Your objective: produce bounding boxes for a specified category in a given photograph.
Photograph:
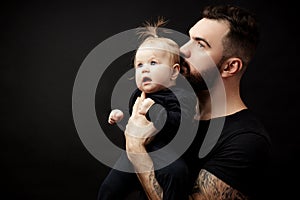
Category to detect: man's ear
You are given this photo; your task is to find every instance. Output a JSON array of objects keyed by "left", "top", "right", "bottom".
[
  {"left": 221, "top": 58, "right": 243, "bottom": 77},
  {"left": 171, "top": 63, "right": 180, "bottom": 80}
]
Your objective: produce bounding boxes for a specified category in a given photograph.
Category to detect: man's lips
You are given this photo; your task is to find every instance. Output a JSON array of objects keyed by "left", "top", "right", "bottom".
[{"left": 180, "top": 60, "right": 191, "bottom": 76}]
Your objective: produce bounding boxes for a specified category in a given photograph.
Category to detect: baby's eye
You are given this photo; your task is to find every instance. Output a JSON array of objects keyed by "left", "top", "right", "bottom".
[
  {"left": 137, "top": 63, "right": 143, "bottom": 68},
  {"left": 150, "top": 61, "right": 157, "bottom": 65}
]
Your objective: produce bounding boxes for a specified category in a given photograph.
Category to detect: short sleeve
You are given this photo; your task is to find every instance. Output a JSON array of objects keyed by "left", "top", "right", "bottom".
[{"left": 203, "top": 132, "right": 272, "bottom": 195}]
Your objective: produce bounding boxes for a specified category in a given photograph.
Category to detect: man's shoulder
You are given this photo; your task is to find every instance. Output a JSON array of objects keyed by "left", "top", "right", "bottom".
[{"left": 223, "top": 109, "right": 271, "bottom": 145}]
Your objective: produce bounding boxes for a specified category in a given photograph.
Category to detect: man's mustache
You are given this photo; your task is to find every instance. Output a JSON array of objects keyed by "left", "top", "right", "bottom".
[{"left": 179, "top": 56, "right": 190, "bottom": 76}]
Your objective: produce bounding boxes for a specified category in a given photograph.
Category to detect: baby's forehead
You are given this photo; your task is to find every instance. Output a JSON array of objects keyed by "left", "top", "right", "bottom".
[
  {"left": 138, "top": 41, "right": 175, "bottom": 55},
  {"left": 137, "top": 46, "right": 170, "bottom": 54},
  {"left": 139, "top": 40, "right": 168, "bottom": 49},
  {"left": 135, "top": 47, "right": 169, "bottom": 59}
]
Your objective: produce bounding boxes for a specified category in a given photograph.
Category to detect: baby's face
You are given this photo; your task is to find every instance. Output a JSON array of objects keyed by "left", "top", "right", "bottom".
[{"left": 134, "top": 45, "right": 175, "bottom": 93}]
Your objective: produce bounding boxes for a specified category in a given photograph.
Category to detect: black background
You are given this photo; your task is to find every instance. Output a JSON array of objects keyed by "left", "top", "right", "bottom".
[{"left": 1, "top": 0, "right": 299, "bottom": 199}]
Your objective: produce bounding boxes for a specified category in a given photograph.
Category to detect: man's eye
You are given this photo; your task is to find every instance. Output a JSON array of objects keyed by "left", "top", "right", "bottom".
[
  {"left": 197, "top": 42, "right": 205, "bottom": 48},
  {"left": 150, "top": 61, "right": 157, "bottom": 65}
]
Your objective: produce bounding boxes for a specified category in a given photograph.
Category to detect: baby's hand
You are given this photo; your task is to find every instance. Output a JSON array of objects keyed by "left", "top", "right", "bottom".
[{"left": 108, "top": 109, "right": 124, "bottom": 125}]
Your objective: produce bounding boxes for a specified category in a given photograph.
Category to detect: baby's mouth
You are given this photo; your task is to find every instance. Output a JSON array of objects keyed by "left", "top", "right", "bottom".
[{"left": 142, "top": 77, "right": 152, "bottom": 84}]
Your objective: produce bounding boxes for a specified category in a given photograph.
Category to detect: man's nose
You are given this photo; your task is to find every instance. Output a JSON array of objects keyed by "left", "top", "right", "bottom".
[{"left": 180, "top": 42, "right": 191, "bottom": 58}]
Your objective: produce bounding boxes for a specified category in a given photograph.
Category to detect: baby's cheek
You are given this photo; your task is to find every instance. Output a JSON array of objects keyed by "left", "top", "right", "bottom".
[
  {"left": 152, "top": 67, "right": 171, "bottom": 84},
  {"left": 135, "top": 76, "right": 142, "bottom": 88}
]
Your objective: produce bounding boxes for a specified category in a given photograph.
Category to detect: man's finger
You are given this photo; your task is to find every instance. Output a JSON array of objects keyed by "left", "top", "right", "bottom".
[
  {"left": 132, "top": 97, "right": 141, "bottom": 116},
  {"left": 140, "top": 91, "right": 146, "bottom": 101},
  {"left": 139, "top": 98, "right": 155, "bottom": 115}
]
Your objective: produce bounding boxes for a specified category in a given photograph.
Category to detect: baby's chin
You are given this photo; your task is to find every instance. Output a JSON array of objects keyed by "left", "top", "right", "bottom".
[
  {"left": 138, "top": 86, "right": 154, "bottom": 94},
  {"left": 139, "top": 86, "right": 163, "bottom": 94},
  {"left": 141, "top": 89, "right": 158, "bottom": 94}
]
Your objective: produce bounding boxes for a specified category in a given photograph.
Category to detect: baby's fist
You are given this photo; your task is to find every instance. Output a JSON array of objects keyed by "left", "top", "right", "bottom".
[{"left": 108, "top": 109, "right": 124, "bottom": 125}]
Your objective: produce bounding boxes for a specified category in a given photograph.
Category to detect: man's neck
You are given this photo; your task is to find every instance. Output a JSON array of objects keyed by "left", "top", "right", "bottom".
[
  {"left": 195, "top": 88, "right": 247, "bottom": 120},
  {"left": 195, "top": 90, "right": 211, "bottom": 120}
]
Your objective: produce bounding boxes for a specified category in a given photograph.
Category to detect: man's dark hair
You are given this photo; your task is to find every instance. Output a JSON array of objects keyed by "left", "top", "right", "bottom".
[{"left": 202, "top": 4, "right": 260, "bottom": 67}]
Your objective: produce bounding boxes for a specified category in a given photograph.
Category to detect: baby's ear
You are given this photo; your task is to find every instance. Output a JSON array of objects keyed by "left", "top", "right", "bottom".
[{"left": 171, "top": 63, "right": 180, "bottom": 80}]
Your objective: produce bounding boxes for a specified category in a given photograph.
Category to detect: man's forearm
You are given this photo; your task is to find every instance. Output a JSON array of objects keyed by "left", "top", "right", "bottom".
[
  {"left": 136, "top": 167, "right": 163, "bottom": 200},
  {"left": 126, "top": 143, "right": 163, "bottom": 200},
  {"left": 190, "top": 169, "right": 248, "bottom": 200}
]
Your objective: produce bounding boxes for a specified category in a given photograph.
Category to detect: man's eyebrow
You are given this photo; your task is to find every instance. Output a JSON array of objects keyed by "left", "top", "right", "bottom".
[{"left": 193, "top": 37, "right": 211, "bottom": 48}]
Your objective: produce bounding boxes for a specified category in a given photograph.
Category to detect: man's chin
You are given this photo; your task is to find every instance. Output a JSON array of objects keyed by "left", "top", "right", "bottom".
[{"left": 191, "top": 83, "right": 208, "bottom": 93}]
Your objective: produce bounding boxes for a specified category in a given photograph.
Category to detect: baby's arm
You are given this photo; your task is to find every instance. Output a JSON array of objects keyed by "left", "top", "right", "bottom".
[{"left": 108, "top": 109, "right": 124, "bottom": 125}]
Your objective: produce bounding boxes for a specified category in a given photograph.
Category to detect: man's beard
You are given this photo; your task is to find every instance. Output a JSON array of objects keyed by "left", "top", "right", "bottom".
[
  {"left": 180, "top": 59, "right": 221, "bottom": 94},
  {"left": 184, "top": 71, "right": 208, "bottom": 93}
]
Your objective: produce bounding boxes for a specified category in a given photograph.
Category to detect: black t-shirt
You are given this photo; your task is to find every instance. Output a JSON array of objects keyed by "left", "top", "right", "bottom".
[
  {"left": 128, "top": 87, "right": 197, "bottom": 151},
  {"left": 184, "top": 109, "right": 272, "bottom": 198}
]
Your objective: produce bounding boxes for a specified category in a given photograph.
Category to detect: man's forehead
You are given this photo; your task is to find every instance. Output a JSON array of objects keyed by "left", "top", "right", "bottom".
[{"left": 189, "top": 18, "right": 229, "bottom": 38}]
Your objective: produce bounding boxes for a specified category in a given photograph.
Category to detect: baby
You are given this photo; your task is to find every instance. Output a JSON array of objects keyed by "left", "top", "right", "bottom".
[{"left": 99, "top": 18, "right": 197, "bottom": 200}]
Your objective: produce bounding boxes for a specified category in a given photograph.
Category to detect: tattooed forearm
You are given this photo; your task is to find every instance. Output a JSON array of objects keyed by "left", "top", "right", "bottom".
[
  {"left": 149, "top": 170, "right": 163, "bottom": 198},
  {"left": 135, "top": 165, "right": 163, "bottom": 200},
  {"left": 191, "top": 169, "right": 248, "bottom": 200}
]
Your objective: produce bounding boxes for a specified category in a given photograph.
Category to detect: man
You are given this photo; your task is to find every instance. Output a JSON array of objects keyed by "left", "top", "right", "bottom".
[{"left": 125, "top": 4, "right": 272, "bottom": 200}]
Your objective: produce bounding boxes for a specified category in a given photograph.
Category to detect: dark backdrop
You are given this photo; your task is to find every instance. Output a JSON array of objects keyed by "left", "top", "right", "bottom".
[{"left": 1, "top": 0, "right": 299, "bottom": 199}]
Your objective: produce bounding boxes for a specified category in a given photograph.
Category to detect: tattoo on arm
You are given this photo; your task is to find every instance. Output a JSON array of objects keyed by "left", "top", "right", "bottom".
[
  {"left": 149, "top": 170, "right": 163, "bottom": 199},
  {"left": 191, "top": 169, "right": 248, "bottom": 200}
]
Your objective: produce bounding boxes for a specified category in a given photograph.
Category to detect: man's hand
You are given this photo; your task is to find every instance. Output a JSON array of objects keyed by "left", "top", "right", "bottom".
[
  {"left": 124, "top": 91, "right": 157, "bottom": 172},
  {"left": 138, "top": 96, "right": 155, "bottom": 116},
  {"left": 125, "top": 92, "right": 157, "bottom": 140}
]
